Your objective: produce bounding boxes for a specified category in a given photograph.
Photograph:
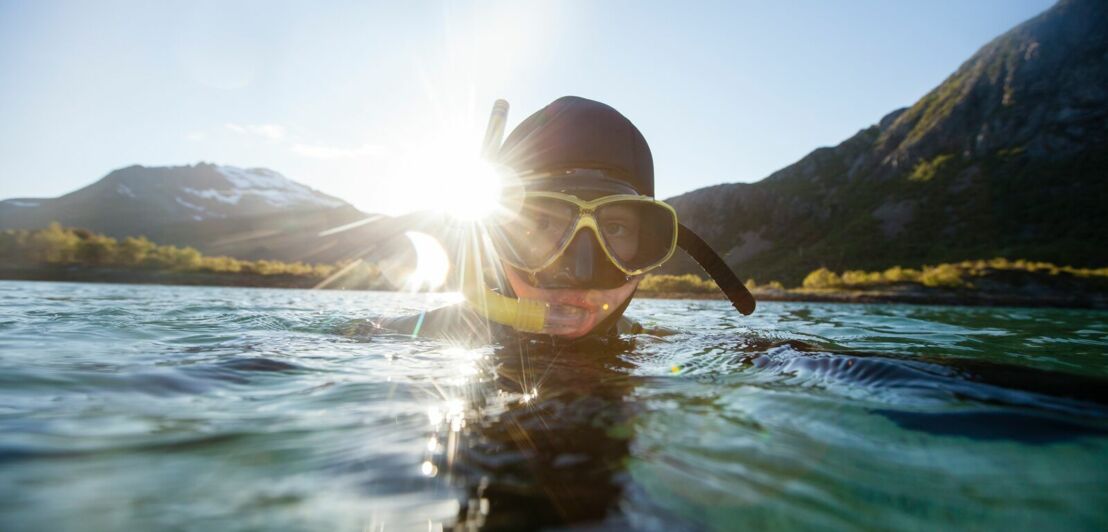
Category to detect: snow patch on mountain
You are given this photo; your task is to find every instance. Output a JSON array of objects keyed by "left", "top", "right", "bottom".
[
  {"left": 2, "top": 200, "right": 39, "bottom": 207},
  {"left": 174, "top": 196, "right": 227, "bottom": 220},
  {"left": 116, "top": 183, "right": 137, "bottom": 198},
  {"left": 175, "top": 196, "right": 205, "bottom": 212},
  {"left": 177, "top": 165, "right": 344, "bottom": 209},
  {"left": 182, "top": 187, "right": 239, "bottom": 204}
]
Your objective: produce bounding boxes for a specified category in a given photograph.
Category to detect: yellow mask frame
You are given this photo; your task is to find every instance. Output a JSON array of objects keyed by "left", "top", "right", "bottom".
[{"left": 492, "top": 191, "right": 680, "bottom": 277}]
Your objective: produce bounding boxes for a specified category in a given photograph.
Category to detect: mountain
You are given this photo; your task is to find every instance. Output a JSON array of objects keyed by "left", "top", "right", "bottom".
[
  {"left": 1, "top": 163, "right": 347, "bottom": 227},
  {"left": 665, "top": 0, "right": 1108, "bottom": 285},
  {"left": 0, "top": 163, "right": 406, "bottom": 263}
]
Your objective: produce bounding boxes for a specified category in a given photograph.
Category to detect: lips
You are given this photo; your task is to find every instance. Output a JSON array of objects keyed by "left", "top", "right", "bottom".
[
  {"left": 520, "top": 286, "right": 604, "bottom": 337},
  {"left": 544, "top": 289, "right": 599, "bottom": 310}
]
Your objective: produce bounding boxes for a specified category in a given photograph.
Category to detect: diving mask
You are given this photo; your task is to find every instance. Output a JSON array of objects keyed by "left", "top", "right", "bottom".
[{"left": 489, "top": 171, "right": 679, "bottom": 278}]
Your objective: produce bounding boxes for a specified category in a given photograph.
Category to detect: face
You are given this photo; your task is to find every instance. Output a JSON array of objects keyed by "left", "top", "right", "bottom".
[
  {"left": 504, "top": 266, "right": 639, "bottom": 339},
  {"left": 493, "top": 176, "right": 654, "bottom": 338}
]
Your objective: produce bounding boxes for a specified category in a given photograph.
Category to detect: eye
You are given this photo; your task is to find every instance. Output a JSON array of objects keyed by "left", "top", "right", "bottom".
[
  {"left": 603, "top": 222, "right": 628, "bottom": 237},
  {"left": 534, "top": 216, "right": 551, "bottom": 231}
]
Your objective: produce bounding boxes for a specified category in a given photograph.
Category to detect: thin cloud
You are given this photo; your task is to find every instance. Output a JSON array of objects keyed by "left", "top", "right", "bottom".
[
  {"left": 224, "top": 123, "right": 286, "bottom": 141},
  {"left": 292, "top": 142, "right": 385, "bottom": 160},
  {"left": 219, "top": 122, "right": 385, "bottom": 160}
]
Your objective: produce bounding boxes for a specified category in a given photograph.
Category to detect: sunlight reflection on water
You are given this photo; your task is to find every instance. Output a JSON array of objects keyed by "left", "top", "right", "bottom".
[{"left": 0, "top": 281, "right": 1106, "bottom": 530}]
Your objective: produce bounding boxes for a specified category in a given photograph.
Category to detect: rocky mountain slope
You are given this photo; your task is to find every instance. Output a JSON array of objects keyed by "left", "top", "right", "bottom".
[
  {"left": 665, "top": 0, "right": 1108, "bottom": 284},
  {"left": 0, "top": 163, "right": 395, "bottom": 263}
]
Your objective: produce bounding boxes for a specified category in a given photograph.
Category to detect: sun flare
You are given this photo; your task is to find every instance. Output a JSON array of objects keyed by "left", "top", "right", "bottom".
[
  {"left": 374, "top": 108, "right": 512, "bottom": 219},
  {"left": 440, "top": 157, "right": 506, "bottom": 220},
  {"left": 404, "top": 231, "right": 451, "bottom": 291}
]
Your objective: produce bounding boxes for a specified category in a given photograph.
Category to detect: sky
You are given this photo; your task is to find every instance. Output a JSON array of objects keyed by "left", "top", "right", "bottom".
[{"left": 0, "top": 0, "right": 1055, "bottom": 215}]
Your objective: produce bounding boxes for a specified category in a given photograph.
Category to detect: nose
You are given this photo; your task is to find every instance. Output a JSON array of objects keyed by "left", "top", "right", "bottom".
[
  {"left": 571, "top": 231, "right": 595, "bottom": 283},
  {"left": 537, "top": 230, "right": 627, "bottom": 289},
  {"left": 549, "top": 231, "right": 596, "bottom": 286}
]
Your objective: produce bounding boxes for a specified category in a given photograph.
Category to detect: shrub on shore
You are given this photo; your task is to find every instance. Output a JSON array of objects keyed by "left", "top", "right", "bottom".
[
  {"left": 0, "top": 223, "right": 386, "bottom": 287},
  {"left": 638, "top": 274, "right": 719, "bottom": 294},
  {"left": 9, "top": 224, "right": 1104, "bottom": 295},
  {"left": 639, "top": 274, "right": 785, "bottom": 294},
  {"left": 800, "top": 259, "right": 1108, "bottom": 290}
]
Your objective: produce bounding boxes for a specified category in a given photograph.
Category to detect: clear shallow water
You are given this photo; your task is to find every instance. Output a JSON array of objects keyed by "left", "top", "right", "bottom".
[{"left": 0, "top": 281, "right": 1106, "bottom": 531}]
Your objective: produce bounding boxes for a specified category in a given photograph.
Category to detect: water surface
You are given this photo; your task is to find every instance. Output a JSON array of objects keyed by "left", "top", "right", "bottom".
[{"left": 1, "top": 281, "right": 1106, "bottom": 530}]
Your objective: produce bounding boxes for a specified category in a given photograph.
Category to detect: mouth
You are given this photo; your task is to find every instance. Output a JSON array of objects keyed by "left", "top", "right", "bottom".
[
  {"left": 542, "top": 289, "right": 604, "bottom": 311},
  {"left": 504, "top": 267, "right": 637, "bottom": 338}
]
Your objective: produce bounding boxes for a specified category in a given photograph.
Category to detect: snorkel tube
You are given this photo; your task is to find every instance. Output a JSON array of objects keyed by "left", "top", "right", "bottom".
[
  {"left": 677, "top": 224, "right": 756, "bottom": 315},
  {"left": 464, "top": 99, "right": 756, "bottom": 333},
  {"left": 462, "top": 99, "right": 553, "bottom": 334}
]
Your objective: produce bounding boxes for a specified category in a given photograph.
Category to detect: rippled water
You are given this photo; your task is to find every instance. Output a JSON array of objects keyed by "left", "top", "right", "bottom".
[{"left": 1, "top": 281, "right": 1106, "bottom": 531}]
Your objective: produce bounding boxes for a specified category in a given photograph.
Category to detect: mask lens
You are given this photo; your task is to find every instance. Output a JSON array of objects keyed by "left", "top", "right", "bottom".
[
  {"left": 493, "top": 196, "right": 578, "bottom": 269},
  {"left": 596, "top": 200, "right": 676, "bottom": 272}
]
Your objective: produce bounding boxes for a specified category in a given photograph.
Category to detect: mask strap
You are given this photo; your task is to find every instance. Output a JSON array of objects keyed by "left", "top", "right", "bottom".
[{"left": 676, "top": 223, "right": 756, "bottom": 315}]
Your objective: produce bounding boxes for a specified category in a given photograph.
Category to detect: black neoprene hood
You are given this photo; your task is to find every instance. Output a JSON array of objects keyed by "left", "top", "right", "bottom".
[{"left": 496, "top": 96, "right": 655, "bottom": 197}]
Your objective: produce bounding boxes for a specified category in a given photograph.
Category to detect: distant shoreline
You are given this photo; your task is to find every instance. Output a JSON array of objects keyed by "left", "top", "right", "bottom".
[
  {"left": 4, "top": 266, "right": 1106, "bottom": 310},
  {"left": 638, "top": 289, "right": 1108, "bottom": 310},
  {"left": 0, "top": 266, "right": 323, "bottom": 290}
]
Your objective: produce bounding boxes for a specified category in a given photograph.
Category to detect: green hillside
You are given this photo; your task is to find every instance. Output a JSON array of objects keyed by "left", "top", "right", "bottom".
[{"left": 665, "top": 0, "right": 1108, "bottom": 285}]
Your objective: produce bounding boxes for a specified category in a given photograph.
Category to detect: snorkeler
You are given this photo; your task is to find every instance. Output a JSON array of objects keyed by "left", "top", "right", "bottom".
[{"left": 385, "top": 96, "right": 754, "bottom": 342}]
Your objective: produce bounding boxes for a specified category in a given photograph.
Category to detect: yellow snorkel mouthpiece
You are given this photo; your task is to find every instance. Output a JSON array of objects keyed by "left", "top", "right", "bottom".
[
  {"left": 463, "top": 282, "right": 548, "bottom": 334},
  {"left": 461, "top": 261, "right": 597, "bottom": 336}
]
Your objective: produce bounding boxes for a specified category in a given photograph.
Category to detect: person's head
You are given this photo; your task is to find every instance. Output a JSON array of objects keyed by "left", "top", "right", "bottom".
[{"left": 488, "top": 96, "right": 677, "bottom": 339}]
